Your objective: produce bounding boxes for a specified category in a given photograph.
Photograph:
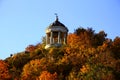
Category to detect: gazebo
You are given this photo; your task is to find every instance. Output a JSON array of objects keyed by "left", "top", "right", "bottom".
[{"left": 45, "top": 15, "right": 68, "bottom": 49}]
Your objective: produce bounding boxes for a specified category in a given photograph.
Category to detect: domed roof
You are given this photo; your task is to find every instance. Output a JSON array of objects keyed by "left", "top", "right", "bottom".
[
  {"left": 49, "top": 18, "right": 66, "bottom": 28},
  {"left": 46, "top": 16, "right": 68, "bottom": 33}
]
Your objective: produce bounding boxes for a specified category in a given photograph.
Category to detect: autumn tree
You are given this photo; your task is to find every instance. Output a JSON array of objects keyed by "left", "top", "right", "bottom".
[
  {"left": 111, "top": 37, "right": 120, "bottom": 59},
  {"left": 74, "top": 27, "right": 95, "bottom": 47},
  {"left": 21, "top": 58, "right": 57, "bottom": 80},
  {"left": 21, "top": 59, "right": 45, "bottom": 80},
  {"left": 93, "top": 30, "right": 107, "bottom": 47},
  {"left": 68, "top": 27, "right": 107, "bottom": 48}
]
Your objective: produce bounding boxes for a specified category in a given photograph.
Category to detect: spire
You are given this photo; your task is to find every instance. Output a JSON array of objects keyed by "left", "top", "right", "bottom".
[{"left": 55, "top": 13, "right": 58, "bottom": 21}]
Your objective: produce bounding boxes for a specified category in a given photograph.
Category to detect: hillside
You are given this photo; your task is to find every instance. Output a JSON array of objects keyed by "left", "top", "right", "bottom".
[{"left": 0, "top": 27, "right": 120, "bottom": 80}]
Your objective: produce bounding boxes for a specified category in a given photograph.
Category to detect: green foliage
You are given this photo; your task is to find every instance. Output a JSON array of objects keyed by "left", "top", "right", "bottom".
[
  {"left": 5, "top": 52, "right": 30, "bottom": 79},
  {"left": 78, "top": 63, "right": 115, "bottom": 80}
]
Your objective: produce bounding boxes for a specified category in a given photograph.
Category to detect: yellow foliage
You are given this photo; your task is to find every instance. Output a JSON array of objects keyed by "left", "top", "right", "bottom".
[{"left": 21, "top": 58, "right": 47, "bottom": 80}]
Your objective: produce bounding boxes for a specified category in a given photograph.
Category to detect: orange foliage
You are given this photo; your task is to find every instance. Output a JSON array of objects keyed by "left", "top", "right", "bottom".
[
  {"left": 21, "top": 58, "right": 55, "bottom": 80},
  {"left": 0, "top": 60, "right": 11, "bottom": 79},
  {"left": 80, "top": 64, "right": 90, "bottom": 73},
  {"left": 37, "top": 71, "right": 58, "bottom": 80},
  {"left": 67, "top": 33, "right": 80, "bottom": 48}
]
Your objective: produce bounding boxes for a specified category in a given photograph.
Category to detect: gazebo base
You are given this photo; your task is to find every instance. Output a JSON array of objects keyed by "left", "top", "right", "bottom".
[{"left": 45, "top": 43, "right": 62, "bottom": 49}]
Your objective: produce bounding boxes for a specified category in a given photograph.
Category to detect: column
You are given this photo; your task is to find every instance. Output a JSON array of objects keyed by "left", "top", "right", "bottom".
[
  {"left": 53, "top": 38, "right": 54, "bottom": 44},
  {"left": 65, "top": 37, "right": 67, "bottom": 44},
  {"left": 50, "top": 32, "right": 53, "bottom": 44},
  {"left": 46, "top": 34, "right": 48, "bottom": 45},
  {"left": 58, "top": 32, "right": 61, "bottom": 44},
  {"left": 64, "top": 33, "right": 66, "bottom": 44}
]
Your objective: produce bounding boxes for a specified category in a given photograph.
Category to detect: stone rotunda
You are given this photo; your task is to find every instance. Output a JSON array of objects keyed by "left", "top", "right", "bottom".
[{"left": 45, "top": 15, "right": 69, "bottom": 49}]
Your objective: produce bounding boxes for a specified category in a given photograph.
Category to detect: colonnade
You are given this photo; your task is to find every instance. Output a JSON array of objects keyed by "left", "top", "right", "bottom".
[{"left": 46, "top": 31, "right": 67, "bottom": 45}]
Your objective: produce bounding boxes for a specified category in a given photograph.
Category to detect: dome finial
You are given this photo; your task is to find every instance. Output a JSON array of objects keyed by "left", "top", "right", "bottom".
[{"left": 55, "top": 13, "right": 58, "bottom": 21}]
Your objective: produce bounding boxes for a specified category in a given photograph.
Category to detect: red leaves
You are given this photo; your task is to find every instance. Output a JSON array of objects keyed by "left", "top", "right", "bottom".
[{"left": 25, "top": 45, "right": 36, "bottom": 53}]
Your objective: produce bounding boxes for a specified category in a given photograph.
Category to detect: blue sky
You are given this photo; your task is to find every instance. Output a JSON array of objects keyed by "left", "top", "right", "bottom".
[{"left": 0, "top": 0, "right": 120, "bottom": 59}]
